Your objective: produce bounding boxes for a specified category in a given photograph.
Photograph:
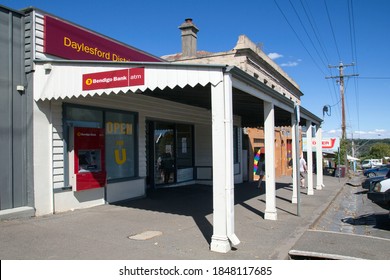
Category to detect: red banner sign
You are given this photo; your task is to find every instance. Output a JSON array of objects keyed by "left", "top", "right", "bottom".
[
  {"left": 82, "top": 68, "right": 145, "bottom": 90},
  {"left": 44, "top": 15, "right": 162, "bottom": 62}
]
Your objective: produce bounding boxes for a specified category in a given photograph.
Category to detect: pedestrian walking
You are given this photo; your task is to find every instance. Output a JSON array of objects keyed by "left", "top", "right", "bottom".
[{"left": 300, "top": 153, "right": 307, "bottom": 188}]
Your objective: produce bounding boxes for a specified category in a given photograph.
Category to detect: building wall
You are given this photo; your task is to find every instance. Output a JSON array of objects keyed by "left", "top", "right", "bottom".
[
  {"left": 247, "top": 127, "right": 293, "bottom": 181},
  {"left": 0, "top": 7, "right": 32, "bottom": 214},
  {"left": 164, "top": 35, "right": 302, "bottom": 104},
  {"left": 164, "top": 30, "right": 304, "bottom": 181}
]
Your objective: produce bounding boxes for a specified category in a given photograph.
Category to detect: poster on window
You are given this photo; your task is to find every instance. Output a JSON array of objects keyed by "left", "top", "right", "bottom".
[{"left": 105, "top": 112, "right": 135, "bottom": 180}]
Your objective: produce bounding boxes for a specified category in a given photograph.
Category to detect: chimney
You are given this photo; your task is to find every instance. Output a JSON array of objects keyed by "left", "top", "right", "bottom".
[{"left": 179, "top": 18, "right": 199, "bottom": 58}]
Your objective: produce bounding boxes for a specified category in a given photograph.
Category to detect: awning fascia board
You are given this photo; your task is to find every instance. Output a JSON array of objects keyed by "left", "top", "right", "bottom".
[{"left": 33, "top": 60, "right": 226, "bottom": 101}]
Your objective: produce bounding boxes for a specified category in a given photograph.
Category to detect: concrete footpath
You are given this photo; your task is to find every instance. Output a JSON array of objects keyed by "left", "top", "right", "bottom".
[{"left": 0, "top": 175, "right": 389, "bottom": 260}]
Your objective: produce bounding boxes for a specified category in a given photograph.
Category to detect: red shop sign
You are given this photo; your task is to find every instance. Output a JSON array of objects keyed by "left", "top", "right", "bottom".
[
  {"left": 82, "top": 68, "right": 144, "bottom": 90},
  {"left": 44, "top": 15, "right": 162, "bottom": 62}
]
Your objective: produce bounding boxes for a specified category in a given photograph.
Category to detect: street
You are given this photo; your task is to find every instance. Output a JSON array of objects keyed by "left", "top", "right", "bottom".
[
  {"left": 289, "top": 174, "right": 390, "bottom": 259},
  {"left": 313, "top": 175, "right": 390, "bottom": 239}
]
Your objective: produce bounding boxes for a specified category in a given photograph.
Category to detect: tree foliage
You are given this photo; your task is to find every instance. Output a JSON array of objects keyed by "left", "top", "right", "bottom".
[
  {"left": 368, "top": 143, "right": 390, "bottom": 160},
  {"left": 350, "top": 139, "right": 390, "bottom": 159},
  {"left": 335, "top": 139, "right": 350, "bottom": 165}
]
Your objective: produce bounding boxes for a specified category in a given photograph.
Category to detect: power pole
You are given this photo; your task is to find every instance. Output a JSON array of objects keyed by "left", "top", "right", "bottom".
[
  {"left": 326, "top": 62, "right": 358, "bottom": 140},
  {"left": 326, "top": 62, "right": 358, "bottom": 175}
]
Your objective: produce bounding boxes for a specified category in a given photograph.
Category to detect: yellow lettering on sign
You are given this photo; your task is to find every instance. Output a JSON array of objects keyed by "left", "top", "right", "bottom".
[
  {"left": 64, "top": 37, "right": 71, "bottom": 47},
  {"left": 63, "top": 36, "right": 111, "bottom": 59},
  {"left": 114, "top": 122, "right": 120, "bottom": 134},
  {"left": 126, "top": 124, "right": 132, "bottom": 134},
  {"left": 114, "top": 148, "right": 126, "bottom": 165},
  {"left": 116, "top": 140, "right": 124, "bottom": 146},
  {"left": 105, "top": 122, "right": 133, "bottom": 135},
  {"left": 106, "top": 122, "right": 113, "bottom": 134}
]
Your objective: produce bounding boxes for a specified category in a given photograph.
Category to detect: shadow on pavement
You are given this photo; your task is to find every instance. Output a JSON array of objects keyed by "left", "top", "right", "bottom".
[
  {"left": 112, "top": 182, "right": 291, "bottom": 246},
  {"left": 341, "top": 213, "right": 390, "bottom": 231}
]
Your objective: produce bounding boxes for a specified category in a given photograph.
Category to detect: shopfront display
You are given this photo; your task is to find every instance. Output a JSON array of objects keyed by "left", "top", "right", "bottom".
[
  {"left": 65, "top": 105, "right": 138, "bottom": 192},
  {"left": 105, "top": 111, "right": 137, "bottom": 181}
]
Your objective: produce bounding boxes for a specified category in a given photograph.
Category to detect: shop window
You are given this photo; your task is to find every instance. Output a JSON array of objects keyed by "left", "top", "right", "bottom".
[
  {"left": 176, "top": 124, "right": 193, "bottom": 168},
  {"left": 105, "top": 111, "right": 137, "bottom": 181},
  {"left": 64, "top": 105, "right": 138, "bottom": 185},
  {"left": 65, "top": 106, "right": 103, "bottom": 125}
]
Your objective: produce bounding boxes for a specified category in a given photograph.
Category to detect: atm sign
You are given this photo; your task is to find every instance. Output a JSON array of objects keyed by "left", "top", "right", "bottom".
[{"left": 82, "top": 68, "right": 144, "bottom": 91}]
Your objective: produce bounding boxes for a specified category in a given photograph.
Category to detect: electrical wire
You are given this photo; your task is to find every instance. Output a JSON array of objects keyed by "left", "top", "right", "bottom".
[
  {"left": 358, "top": 76, "right": 390, "bottom": 79},
  {"left": 324, "top": 0, "right": 341, "bottom": 61},
  {"left": 348, "top": 0, "right": 360, "bottom": 138},
  {"left": 300, "top": 0, "right": 332, "bottom": 71},
  {"left": 273, "top": 0, "right": 327, "bottom": 75},
  {"left": 288, "top": 0, "right": 329, "bottom": 70}
]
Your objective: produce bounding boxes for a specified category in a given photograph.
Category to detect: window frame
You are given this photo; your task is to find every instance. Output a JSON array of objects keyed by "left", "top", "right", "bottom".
[{"left": 63, "top": 103, "right": 139, "bottom": 189}]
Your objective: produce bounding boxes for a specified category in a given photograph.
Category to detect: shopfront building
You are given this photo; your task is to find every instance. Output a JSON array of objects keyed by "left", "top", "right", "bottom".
[{"left": 1, "top": 6, "right": 324, "bottom": 253}]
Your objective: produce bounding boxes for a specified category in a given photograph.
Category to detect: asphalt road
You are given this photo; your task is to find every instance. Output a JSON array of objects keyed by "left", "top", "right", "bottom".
[
  {"left": 289, "top": 175, "right": 390, "bottom": 259},
  {"left": 312, "top": 176, "right": 390, "bottom": 238}
]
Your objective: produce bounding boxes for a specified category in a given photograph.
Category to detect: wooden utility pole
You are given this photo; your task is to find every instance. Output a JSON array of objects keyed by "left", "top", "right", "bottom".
[
  {"left": 326, "top": 62, "right": 358, "bottom": 173},
  {"left": 326, "top": 62, "right": 358, "bottom": 140}
]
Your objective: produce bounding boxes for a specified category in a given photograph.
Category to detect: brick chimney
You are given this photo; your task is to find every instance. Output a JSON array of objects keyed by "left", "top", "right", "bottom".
[{"left": 179, "top": 18, "right": 199, "bottom": 58}]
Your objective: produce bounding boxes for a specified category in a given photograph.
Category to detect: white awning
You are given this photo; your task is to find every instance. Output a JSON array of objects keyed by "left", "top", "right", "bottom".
[
  {"left": 347, "top": 155, "right": 360, "bottom": 161},
  {"left": 33, "top": 61, "right": 224, "bottom": 101}
]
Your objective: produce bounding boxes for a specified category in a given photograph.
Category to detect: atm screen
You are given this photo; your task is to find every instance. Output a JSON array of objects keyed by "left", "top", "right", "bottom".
[{"left": 78, "top": 150, "right": 101, "bottom": 172}]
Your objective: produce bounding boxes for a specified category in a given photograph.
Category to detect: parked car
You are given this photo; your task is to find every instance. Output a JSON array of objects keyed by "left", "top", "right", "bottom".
[
  {"left": 361, "top": 159, "right": 383, "bottom": 169},
  {"left": 367, "top": 178, "right": 390, "bottom": 210},
  {"left": 362, "top": 176, "right": 385, "bottom": 190},
  {"left": 363, "top": 164, "right": 390, "bottom": 178}
]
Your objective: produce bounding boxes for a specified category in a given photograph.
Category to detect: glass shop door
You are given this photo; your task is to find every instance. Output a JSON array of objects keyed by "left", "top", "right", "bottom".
[{"left": 154, "top": 123, "right": 175, "bottom": 185}]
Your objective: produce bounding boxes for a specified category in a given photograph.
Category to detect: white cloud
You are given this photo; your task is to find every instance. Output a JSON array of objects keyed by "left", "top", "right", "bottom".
[
  {"left": 280, "top": 61, "right": 299, "bottom": 67},
  {"left": 268, "top": 52, "right": 283, "bottom": 60},
  {"left": 351, "top": 129, "right": 388, "bottom": 139},
  {"left": 327, "top": 129, "right": 340, "bottom": 134},
  {"left": 323, "top": 128, "right": 390, "bottom": 139}
]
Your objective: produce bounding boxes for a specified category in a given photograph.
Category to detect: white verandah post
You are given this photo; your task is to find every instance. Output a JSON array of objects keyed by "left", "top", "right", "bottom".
[
  {"left": 264, "top": 101, "right": 277, "bottom": 220},
  {"left": 306, "top": 120, "right": 314, "bottom": 195},
  {"left": 210, "top": 73, "right": 239, "bottom": 253},
  {"left": 291, "top": 113, "right": 298, "bottom": 204},
  {"left": 316, "top": 125, "right": 325, "bottom": 190}
]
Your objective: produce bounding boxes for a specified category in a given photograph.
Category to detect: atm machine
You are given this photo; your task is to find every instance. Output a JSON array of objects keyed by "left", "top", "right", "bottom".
[{"left": 69, "top": 127, "right": 107, "bottom": 191}]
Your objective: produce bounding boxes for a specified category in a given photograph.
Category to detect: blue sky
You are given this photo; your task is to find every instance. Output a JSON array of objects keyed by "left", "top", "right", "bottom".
[{"left": 3, "top": 0, "right": 389, "bottom": 139}]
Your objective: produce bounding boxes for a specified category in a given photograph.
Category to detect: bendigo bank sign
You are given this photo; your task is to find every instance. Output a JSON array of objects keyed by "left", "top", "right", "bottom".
[
  {"left": 82, "top": 68, "right": 145, "bottom": 90},
  {"left": 44, "top": 15, "right": 162, "bottom": 62}
]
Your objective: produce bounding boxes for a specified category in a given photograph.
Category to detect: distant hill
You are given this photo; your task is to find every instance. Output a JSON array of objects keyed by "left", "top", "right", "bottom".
[{"left": 350, "top": 138, "right": 390, "bottom": 157}]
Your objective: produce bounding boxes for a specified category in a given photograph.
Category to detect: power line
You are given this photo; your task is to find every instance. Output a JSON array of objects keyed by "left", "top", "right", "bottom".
[
  {"left": 273, "top": 0, "right": 327, "bottom": 75},
  {"left": 347, "top": 0, "right": 360, "bottom": 138},
  {"left": 358, "top": 76, "right": 390, "bottom": 80},
  {"left": 300, "top": 0, "right": 332, "bottom": 68},
  {"left": 288, "top": 0, "right": 329, "bottom": 70},
  {"left": 324, "top": 0, "right": 341, "bottom": 61}
]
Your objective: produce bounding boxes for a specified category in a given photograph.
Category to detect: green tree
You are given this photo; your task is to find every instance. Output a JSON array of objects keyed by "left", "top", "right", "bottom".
[
  {"left": 335, "top": 139, "right": 349, "bottom": 165},
  {"left": 369, "top": 143, "right": 390, "bottom": 160}
]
